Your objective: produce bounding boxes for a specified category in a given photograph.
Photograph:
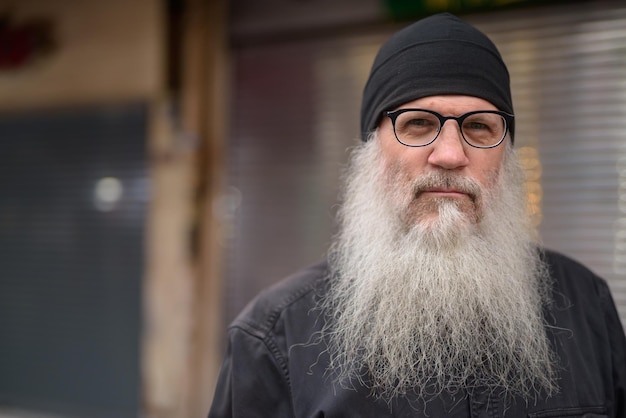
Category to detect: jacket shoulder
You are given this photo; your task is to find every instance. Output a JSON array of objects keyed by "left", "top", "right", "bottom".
[
  {"left": 541, "top": 248, "right": 611, "bottom": 299},
  {"left": 229, "top": 260, "right": 329, "bottom": 339}
]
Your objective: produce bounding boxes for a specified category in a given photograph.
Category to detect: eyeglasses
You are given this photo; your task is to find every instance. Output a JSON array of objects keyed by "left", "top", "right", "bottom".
[{"left": 384, "top": 108, "right": 514, "bottom": 148}]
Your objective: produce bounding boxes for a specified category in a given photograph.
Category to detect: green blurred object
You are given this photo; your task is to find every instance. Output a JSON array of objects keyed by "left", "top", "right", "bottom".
[{"left": 383, "top": 0, "right": 565, "bottom": 20}]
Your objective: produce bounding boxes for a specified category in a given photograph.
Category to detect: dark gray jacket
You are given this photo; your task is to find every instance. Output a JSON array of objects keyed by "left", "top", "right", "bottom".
[{"left": 209, "top": 250, "right": 626, "bottom": 417}]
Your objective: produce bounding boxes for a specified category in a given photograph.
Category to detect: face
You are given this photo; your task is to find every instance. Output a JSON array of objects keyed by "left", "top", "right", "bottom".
[
  {"left": 377, "top": 95, "right": 508, "bottom": 224},
  {"left": 326, "top": 111, "right": 556, "bottom": 401}
]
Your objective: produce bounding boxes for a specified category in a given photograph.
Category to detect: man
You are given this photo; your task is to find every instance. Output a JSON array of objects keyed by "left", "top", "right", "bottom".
[{"left": 209, "top": 13, "right": 626, "bottom": 417}]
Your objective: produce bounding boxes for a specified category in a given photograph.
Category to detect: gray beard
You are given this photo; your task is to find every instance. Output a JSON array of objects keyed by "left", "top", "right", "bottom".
[{"left": 322, "top": 137, "right": 558, "bottom": 402}]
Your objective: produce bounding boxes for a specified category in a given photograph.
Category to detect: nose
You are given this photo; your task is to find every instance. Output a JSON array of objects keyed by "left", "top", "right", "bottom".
[{"left": 427, "top": 120, "right": 470, "bottom": 170}]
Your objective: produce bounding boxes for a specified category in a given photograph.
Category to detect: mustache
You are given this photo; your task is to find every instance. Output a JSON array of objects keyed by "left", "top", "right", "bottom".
[{"left": 411, "top": 171, "right": 483, "bottom": 203}]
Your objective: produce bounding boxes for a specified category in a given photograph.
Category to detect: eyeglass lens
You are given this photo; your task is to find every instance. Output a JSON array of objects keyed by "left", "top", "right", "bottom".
[{"left": 393, "top": 110, "right": 506, "bottom": 147}]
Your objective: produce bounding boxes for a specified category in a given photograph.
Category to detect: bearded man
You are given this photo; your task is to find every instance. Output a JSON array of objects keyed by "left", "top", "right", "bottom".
[{"left": 209, "top": 13, "right": 626, "bottom": 417}]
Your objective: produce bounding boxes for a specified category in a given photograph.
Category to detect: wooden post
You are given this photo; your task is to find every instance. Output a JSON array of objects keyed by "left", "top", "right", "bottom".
[
  {"left": 184, "top": 0, "right": 229, "bottom": 416},
  {"left": 142, "top": 0, "right": 228, "bottom": 416}
]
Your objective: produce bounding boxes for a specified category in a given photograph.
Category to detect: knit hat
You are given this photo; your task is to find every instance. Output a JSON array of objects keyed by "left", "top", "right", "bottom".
[{"left": 360, "top": 13, "right": 514, "bottom": 142}]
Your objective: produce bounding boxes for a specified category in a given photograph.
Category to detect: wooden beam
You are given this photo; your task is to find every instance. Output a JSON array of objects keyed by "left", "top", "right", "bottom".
[
  {"left": 142, "top": 0, "right": 228, "bottom": 415},
  {"left": 185, "top": 0, "right": 229, "bottom": 416}
]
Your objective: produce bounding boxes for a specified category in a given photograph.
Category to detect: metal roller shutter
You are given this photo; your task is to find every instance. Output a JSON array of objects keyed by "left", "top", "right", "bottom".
[{"left": 0, "top": 104, "right": 146, "bottom": 417}]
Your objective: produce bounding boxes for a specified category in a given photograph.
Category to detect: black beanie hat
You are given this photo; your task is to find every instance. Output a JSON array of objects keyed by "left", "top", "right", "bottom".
[{"left": 360, "top": 13, "right": 514, "bottom": 142}]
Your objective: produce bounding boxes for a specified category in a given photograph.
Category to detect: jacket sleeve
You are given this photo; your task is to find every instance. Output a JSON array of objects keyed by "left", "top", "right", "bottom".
[
  {"left": 208, "top": 327, "right": 294, "bottom": 418},
  {"left": 601, "top": 281, "right": 626, "bottom": 417}
]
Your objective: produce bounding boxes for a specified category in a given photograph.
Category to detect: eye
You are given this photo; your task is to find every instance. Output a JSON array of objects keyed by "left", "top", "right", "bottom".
[
  {"left": 462, "top": 113, "right": 502, "bottom": 133},
  {"left": 464, "top": 121, "right": 490, "bottom": 131},
  {"left": 396, "top": 111, "right": 439, "bottom": 132},
  {"left": 406, "top": 118, "right": 433, "bottom": 127},
  {"left": 461, "top": 113, "right": 507, "bottom": 147}
]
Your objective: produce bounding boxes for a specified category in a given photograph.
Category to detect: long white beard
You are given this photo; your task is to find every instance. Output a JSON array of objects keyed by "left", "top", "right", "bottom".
[{"left": 323, "top": 136, "right": 557, "bottom": 402}]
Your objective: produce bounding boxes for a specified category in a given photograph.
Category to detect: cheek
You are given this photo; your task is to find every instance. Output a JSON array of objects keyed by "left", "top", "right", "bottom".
[
  {"left": 382, "top": 149, "right": 429, "bottom": 183},
  {"left": 382, "top": 158, "right": 418, "bottom": 209},
  {"left": 469, "top": 151, "right": 505, "bottom": 188}
]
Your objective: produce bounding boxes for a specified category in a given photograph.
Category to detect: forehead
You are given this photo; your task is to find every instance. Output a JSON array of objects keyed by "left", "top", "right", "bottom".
[{"left": 395, "top": 95, "right": 499, "bottom": 113}]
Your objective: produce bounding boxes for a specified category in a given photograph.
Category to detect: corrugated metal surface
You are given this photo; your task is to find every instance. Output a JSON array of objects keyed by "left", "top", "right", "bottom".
[
  {"left": 478, "top": 3, "right": 626, "bottom": 326},
  {"left": 0, "top": 104, "right": 147, "bottom": 417}
]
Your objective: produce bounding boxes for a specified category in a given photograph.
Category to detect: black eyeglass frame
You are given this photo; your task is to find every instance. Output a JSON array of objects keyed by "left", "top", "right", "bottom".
[{"left": 384, "top": 108, "right": 514, "bottom": 149}]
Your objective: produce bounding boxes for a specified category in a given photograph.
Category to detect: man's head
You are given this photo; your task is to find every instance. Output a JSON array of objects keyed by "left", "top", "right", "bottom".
[
  {"left": 322, "top": 13, "right": 557, "bottom": 403},
  {"left": 360, "top": 12, "right": 516, "bottom": 233},
  {"left": 360, "top": 12, "right": 514, "bottom": 142}
]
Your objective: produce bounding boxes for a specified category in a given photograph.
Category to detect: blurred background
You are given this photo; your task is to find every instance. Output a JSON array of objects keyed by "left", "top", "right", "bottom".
[{"left": 0, "top": 0, "right": 625, "bottom": 417}]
